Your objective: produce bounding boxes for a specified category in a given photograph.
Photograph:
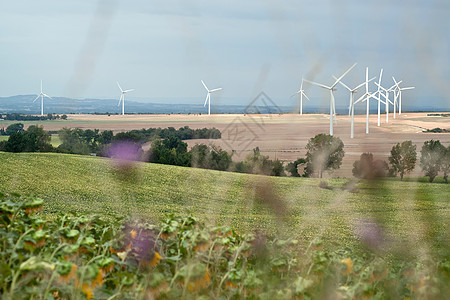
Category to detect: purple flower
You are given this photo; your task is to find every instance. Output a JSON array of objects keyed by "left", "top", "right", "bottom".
[{"left": 106, "top": 142, "right": 142, "bottom": 162}]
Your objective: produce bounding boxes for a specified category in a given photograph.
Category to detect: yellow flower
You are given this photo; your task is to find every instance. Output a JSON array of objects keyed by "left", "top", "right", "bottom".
[
  {"left": 91, "top": 269, "right": 104, "bottom": 288},
  {"left": 81, "top": 283, "right": 94, "bottom": 300},
  {"left": 130, "top": 229, "right": 137, "bottom": 240},
  {"left": 341, "top": 258, "right": 353, "bottom": 276},
  {"left": 141, "top": 252, "right": 162, "bottom": 268}
]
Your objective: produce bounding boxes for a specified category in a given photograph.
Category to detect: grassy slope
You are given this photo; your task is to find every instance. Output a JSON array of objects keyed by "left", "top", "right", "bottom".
[{"left": 0, "top": 152, "right": 448, "bottom": 251}]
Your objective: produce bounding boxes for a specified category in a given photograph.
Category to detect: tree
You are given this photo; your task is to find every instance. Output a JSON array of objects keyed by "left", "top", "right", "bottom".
[
  {"left": 149, "top": 137, "right": 190, "bottom": 167},
  {"left": 353, "top": 153, "right": 389, "bottom": 179},
  {"left": 190, "top": 144, "right": 232, "bottom": 171},
  {"left": 271, "top": 159, "right": 285, "bottom": 176},
  {"left": 4, "top": 125, "right": 52, "bottom": 153},
  {"left": 244, "top": 147, "right": 273, "bottom": 175},
  {"left": 5, "top": 123, "right": 24, "bottom": 135},
  {"left": 388, "top": 141, "right": 417, "bottom": 180},
  {"left": 61, "top": 114, "right": 68, "bottom": 120},
  {"left": 25, "top": 125, "right": 53, "bottom": 152},
  {"left": 441, "top": 146, "right": 450, "bottom": 183},
  {"left": 4, "top": 132, "right": 27, "bottom": 152},
  {"left": 420, "top": 140, "right": 446, "bottom": 183},
  {"left": 305, "top": 134, "right": 344, "bottom": 178},
  {"left": 286, "top": 158, "right": 306, "bottom": 177}
]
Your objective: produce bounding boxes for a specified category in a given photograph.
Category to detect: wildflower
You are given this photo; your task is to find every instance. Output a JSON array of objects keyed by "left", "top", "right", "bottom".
[
  {"left": 149, "top": 252, "right": 162, "bottom": 267},
  {"left": 130, "top": 229, "right": 138, "bottom": 239},
  {"left": 341, "top": 258, "right": 353, "bottom": 276},
  {"left": 91, "top": 269, "right": 104, "bottom": 288},
  {"left": 81, "top": 283, "right": 94, "bottom": 300}
]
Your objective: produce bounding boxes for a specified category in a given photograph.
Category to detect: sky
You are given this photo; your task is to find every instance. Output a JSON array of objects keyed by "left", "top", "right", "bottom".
[{"left": 1, "top": 0, "right": 449, "bottom": 110}]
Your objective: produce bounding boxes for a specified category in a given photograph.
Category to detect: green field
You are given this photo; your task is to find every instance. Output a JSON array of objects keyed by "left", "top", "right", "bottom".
[{"left": 0, "top": 152, "right": 448, "bottom": 252}]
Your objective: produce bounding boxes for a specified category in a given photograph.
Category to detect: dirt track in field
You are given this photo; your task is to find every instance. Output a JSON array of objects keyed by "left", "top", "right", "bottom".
[{"left": 37, "top": 112, "right": 450, "bottom": 177}]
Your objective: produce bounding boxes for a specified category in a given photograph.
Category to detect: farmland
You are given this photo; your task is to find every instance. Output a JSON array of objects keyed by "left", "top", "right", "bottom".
[
  {"left": 1, "top": 152, "right": 448, "bottom": 252},
  {"left": 1, "top": 112, "right": 449, "bottom": 177}
]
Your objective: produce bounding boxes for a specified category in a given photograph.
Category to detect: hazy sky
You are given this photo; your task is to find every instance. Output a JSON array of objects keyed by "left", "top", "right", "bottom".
[{"left": 1, "top": 0, "right": 449, "bottom": 109}]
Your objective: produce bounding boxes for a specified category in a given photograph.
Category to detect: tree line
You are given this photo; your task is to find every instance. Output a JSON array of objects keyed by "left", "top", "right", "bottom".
[
  {"left": 0, "top": 124, "right": 220, "bottom": 156},
  {"left": 0, "top": 113, "right": 67, "bottom": 122},
  {"left": 0, "top": 123, "right": 448, "bottom": 182}
]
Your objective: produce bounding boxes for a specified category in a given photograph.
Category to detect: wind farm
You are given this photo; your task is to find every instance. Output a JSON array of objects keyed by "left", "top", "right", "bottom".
[{"left": 1, "top": 1, "right": 449, "bottom": 299}]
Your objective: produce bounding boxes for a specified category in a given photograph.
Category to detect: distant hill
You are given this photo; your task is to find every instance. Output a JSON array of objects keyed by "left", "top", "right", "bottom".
[
  {"left": 0, "top": 94, "right": 448, "bottom": 115},
  {"left": 0, "top": 95, "right": 291, "bottom": 115}
]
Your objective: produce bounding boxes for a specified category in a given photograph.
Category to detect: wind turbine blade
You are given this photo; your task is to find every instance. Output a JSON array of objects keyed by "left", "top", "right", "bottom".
[
  {"left": 201, "top": 80, "right": 209, "bottom": 92},
  {"left": 33, "top": 95, "right": 40, "bottom": 102},
  {"left": 117, "top": 82, "right": 123, "bottom": 92},
  {"left": 387, "top": 83, "right": 397, "bottom": 91},
  {"left": 303, "top": 92, "right": 311, "bottom": 101},
  {"left": 124, "top": 89, "right": 134, "bottom": 93},
  {"left": 378, "top": 69, "right": 383, "bottom": 85},
  {"left": 118, "top": 94, "right": 123, "bottom": 106},
  {"left": 203, "top": 94, "right": 209, "bottom": 106},
  {"left": 290, "top": 91, "right": 300, "bottom": 98},
  {"left": 401, "top": 87, "right": 415, "bottom": 90},
  {"left": 374, "top": 82, "right": 387, "bottom": 92},
  {"left": 332, "top": 76, "right": 352, "bottom": 91},
  {"left": 300, "top": 78, "right": 304, "bottom": 90},
  {"left": 43, "top": 93, "right": 53, "bottom": 100},
  {"left": 392, "top": 77, "right": 400, "bottom": 88},
  {"left": 331, "top": 63, "right": 357, "bottom": 89},
  {"left": 303, "top": 79, "right": 330, "bottom": 90},
  {"left": 355, "top": 76, "right": 376, "bottom": 91},
  {"left": 354, "top": 93, "right": 368, "bottom": 104},
  {"left": 209, "top": 88, "right": 222, "bottom": 93}
]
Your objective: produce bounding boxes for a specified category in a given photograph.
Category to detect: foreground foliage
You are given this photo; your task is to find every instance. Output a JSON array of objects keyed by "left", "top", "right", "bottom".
[{"left": 1, "top": 194, "right": 448, "bottom": 299}]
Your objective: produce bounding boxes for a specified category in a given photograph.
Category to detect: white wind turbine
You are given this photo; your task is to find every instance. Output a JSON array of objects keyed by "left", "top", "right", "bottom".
[
  {"left": 392, "top": 77, "right": 415, "bottom": 116},
  {"left": 33, "top": 80, "right": 52, "bottom": 116},
  {"left": 374, "top": 81, "right": 400, "bottom": 123},
  {"left": 334, "top": 75, "right": 375, "bottom": 139},
  {"left": 201, "top": 80, "right": 222, "bottom": 115},
  {"left": 117, "top": 82, "right": 134, "bottom": 116},
  {"left": 303, "top": 63, "right": 357, "bottom": 136},
  {"left": 291, "top": 77, "right": 310, "bottom": 115},
  {"left": 372, "top": 69, "right": 388, "bottom": 127},
  {"left": 353, "top": 67, "right": 380, "bottom": 134}
]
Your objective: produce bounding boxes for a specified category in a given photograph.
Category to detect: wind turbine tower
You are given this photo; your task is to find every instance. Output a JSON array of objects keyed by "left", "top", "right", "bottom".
[
  {"left": 392, "top": 77, "right": 415, "bottom": 116},
  {"left": 291, "top": 78, "right": 310, "bottom": 115},
  {"left": 353, "top": 67, "right": 379, "bottom": 134},
  {"left": 33, "top": 80, "right": 52, "bottom": 116},
  {"left": 334, "top": 75, "right": 375, "bottom": 139},
  {"left": 304, "top": 63, "right": 357, "bottom": 136},
  {"left": 117, "top": 82, "right": 134, "bottom": 115},
  {"left": 201, "top": 80, "right": 222, "bottom": 115}
]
